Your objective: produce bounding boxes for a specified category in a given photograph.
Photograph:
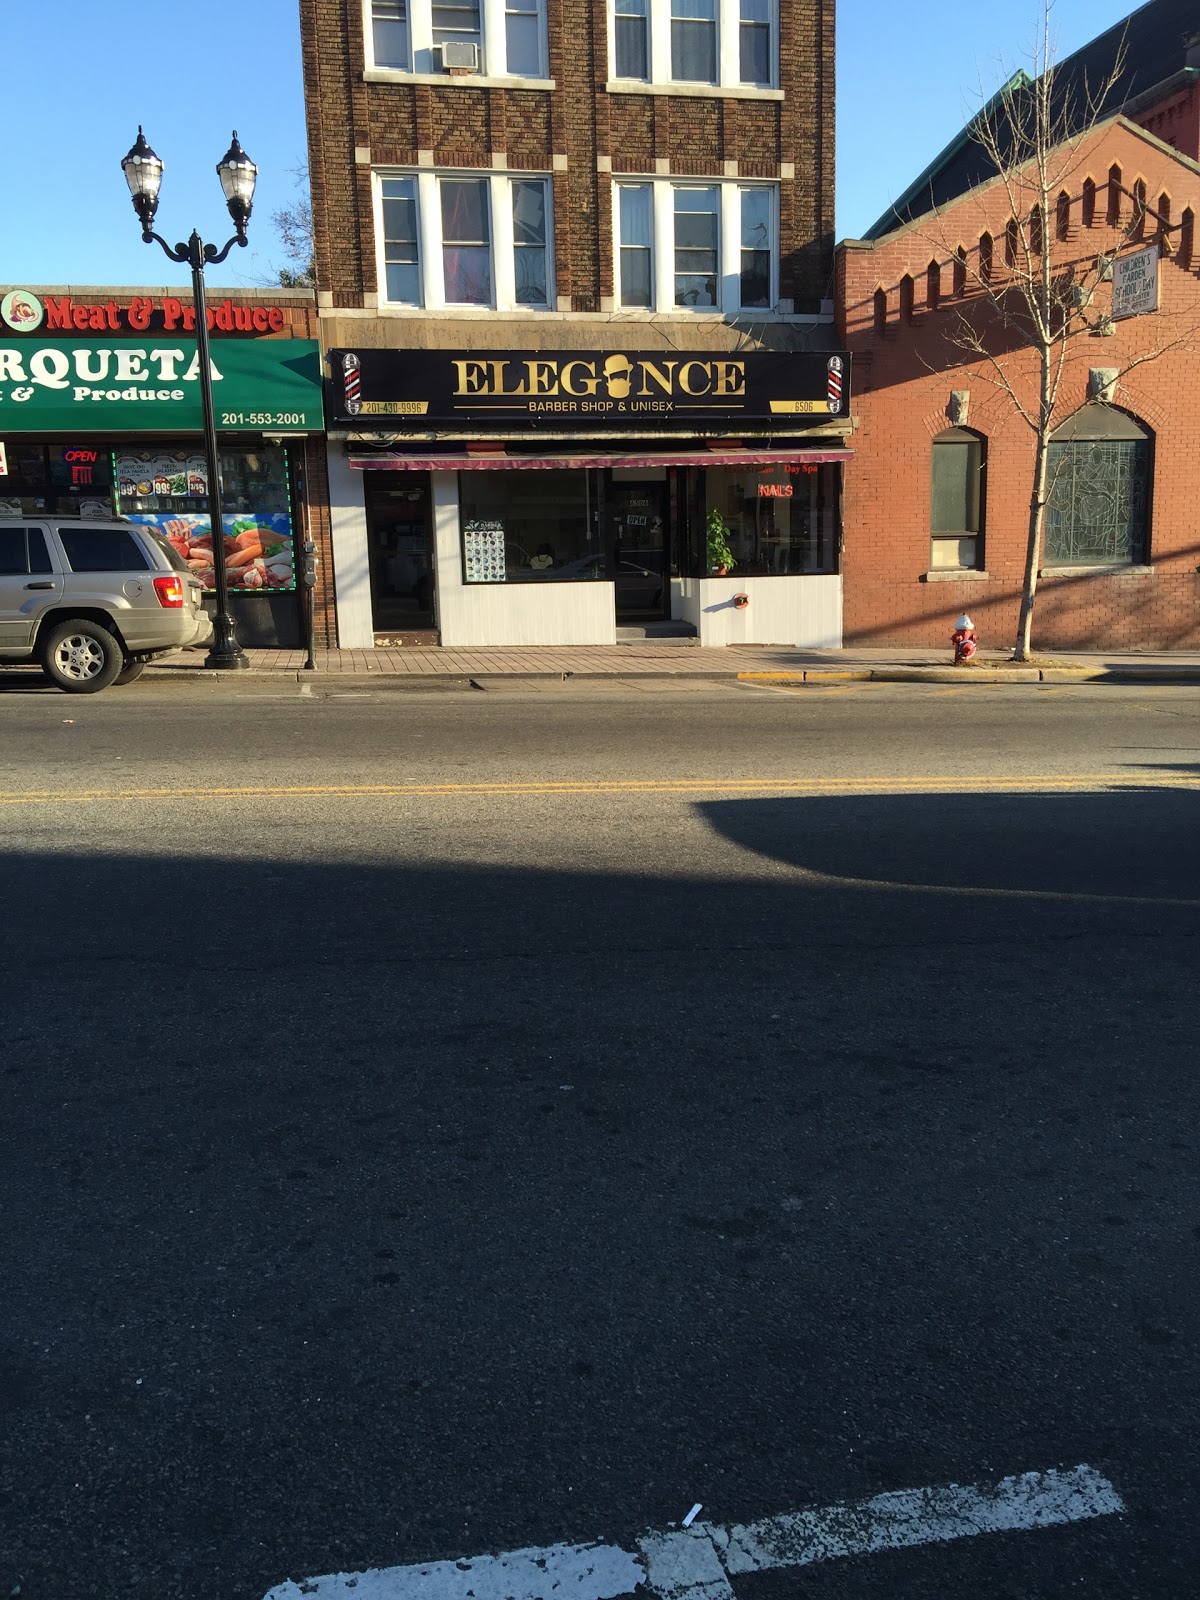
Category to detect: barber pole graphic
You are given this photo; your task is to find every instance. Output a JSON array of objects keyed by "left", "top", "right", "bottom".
[
  {"left": 827, "top": 355, "right": 844, "bottom": 415},
  {"left": 342, "top": 351, "right": 362, "bottom": 416}
]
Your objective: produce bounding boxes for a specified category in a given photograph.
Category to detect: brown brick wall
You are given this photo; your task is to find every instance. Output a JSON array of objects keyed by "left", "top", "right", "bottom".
[
  {"left": 301, "top": 0, "right": 836, "bottom": 314},
  {"left": 838, "top": 120, "right": 1200, "bottom": 652},
  {"left": 298, "top": 436, "right": 339, "bottom": 649}
]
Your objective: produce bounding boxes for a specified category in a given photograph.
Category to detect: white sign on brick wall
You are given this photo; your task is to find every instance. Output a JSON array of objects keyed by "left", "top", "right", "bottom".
[{"left": 1111, "top": 242, "right": 1160, "bottom": 320}]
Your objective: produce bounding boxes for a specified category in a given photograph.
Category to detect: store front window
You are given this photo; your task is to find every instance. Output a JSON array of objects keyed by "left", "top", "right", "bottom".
[
  {"left": 704, "top": 462, "right": 838, "bottom": 574},
  {"left": 115, "top": 443, "right": 297, "bottom": 593},
  {"left": 460, "top": 470, "right": 601, "bottom": 583},
  {"left": 0, "top": 444, "right": 115, "bottom": 519}
]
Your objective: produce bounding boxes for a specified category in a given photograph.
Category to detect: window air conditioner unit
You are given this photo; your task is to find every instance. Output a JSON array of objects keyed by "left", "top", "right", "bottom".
[{"left": 440, "top": 41, "right": 480, "bottom": 70}]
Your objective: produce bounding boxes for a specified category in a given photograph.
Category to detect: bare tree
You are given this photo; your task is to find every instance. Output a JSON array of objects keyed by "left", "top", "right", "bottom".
[
  {"left": 272, "top": 165, "right": 315, "bottom": 288},
  {"left": 912, "top": 2, "right": 1199, "bottom": 659}
]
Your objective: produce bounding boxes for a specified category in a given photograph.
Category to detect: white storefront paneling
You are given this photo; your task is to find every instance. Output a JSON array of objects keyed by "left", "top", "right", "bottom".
[
  {"left": 430, "top": 471, "right": 618, "bottom": 646},
  {"left": 676, "top": 574, "right": 842, "bottom": 647}
]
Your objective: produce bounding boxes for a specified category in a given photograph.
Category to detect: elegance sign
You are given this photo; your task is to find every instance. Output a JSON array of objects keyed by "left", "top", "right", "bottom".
[
  {"left": 328, "top": 348, "right": 851, "bottom": 428},
  {"left": 0, "top": 338, "right": 324, "bottom": 432}
]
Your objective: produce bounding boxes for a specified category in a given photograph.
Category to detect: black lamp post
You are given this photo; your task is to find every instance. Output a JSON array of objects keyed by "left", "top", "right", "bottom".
[{"left": 121, "top": 127, "right": 258, "bottom": 670}]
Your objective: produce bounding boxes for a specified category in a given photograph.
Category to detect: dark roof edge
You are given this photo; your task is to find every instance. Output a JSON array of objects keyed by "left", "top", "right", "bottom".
[
  {"left": 1121, "top": 64, "right": 1199, "bottom": 117},
  {"left": 840, "top": 113, "right": 1200, "bottom": 253},
  {"left": 862, "top": 70, "right": 1032, "bottom": 241}
]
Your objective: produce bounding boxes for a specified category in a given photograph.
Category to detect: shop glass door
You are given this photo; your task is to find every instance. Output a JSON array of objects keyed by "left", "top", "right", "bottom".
[
  {"left": 364, "top": 471, "right": 435, "bottom": 634},
  {"left": 608, "top": 473, "right": 668, "bottom": 622}
]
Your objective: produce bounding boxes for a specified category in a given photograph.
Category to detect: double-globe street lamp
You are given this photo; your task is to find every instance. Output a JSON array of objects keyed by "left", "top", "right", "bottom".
[{"left": 120, "top": 128, "right": 258, "bottom": 669}]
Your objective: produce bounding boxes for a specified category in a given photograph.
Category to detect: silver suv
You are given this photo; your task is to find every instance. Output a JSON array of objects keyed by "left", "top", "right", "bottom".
[{"left": 0, "top": 518, "right": 213, "bottom": 692}]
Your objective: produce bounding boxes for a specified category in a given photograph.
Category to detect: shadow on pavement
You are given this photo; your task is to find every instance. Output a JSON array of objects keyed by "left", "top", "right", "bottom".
[
  {"left": 697, "top": 786, "right": 1200, "bottom": 901},
  {"left": 2, "top": 794, "right": 1199, "bottom": 1600}
]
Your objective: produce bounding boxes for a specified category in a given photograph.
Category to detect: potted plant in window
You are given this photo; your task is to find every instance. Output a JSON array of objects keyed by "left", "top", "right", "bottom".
[{"left": 706, "top": 508, "right": 737, "bottom": 576}]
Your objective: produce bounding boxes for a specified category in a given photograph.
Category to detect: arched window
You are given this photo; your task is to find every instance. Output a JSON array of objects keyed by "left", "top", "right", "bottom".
[
  {"left": 930, "top": 428, "right": 986, "bottom": 571},
  {"left": 1030, "top": 204, "right": 1044, "bottom": 255},
  {"left": 1082, "top": 177, "right": 1096, "bottom": 228},
  {"left": 1157, "top": 192, "right": 1171, "bottom": 244},
  {"left": 1132, "top": 178, "right": 1148, "bottom": 239},
  {"left": 1181, "top": 207, "right": 1195, "bottom": 270},
  {"left": 926, "top": 258, "right": 941, "bottom": 311},
  {"left": 1107, "top": 164, "right": 1123, "bottom": 226},
  {"left": 953, "top": 245, "right": 968, "bottom": 298},
  {"left": 1056, "top": 190, "right": 1071, "bottom": 241},
  {"left": 899, "top": 273, "right": 915, "bottom": 322},
  {"left": 873, "top": 286, "right": 887, "bottom": 334},
  {"left": 1005, "top": 217, "right": 1019, "bottom": 267},
  {"left": 979, "top": 231, "right": 994, "bottom": 284},
  {"left": 1046, "top": 407, "right": 1151, "bottom": 566}
]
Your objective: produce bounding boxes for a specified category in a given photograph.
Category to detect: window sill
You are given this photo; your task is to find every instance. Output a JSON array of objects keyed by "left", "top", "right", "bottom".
[
  {"left": 363, "top": 68, "right": 556, "bottom": 90},
  {"left": 605, "top": 79, "right": 784, "bottom": 101},
  {"left": 1039, "top": 564, "right": 1154, "bottom": 576},
  {"left": 922, "top": 569, "right": 990, "bottom": 582}
]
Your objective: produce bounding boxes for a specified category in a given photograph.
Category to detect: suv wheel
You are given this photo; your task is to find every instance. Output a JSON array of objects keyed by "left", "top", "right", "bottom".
[
  {"left": 113, "top": 660, "right": 145, "bottom": 686},
  {"left": 40, "top": 619, "right": 124, "bottom": 694}
]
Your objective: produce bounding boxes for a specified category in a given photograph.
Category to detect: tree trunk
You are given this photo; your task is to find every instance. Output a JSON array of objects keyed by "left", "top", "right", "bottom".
[{"left": 1014, "top": 355, "right": 1054, "bottom": 661}]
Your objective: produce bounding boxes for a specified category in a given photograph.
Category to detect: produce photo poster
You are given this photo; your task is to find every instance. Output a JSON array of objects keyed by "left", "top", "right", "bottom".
[{"left": 125, "top": 512, "right": 297, "bottom": 592}]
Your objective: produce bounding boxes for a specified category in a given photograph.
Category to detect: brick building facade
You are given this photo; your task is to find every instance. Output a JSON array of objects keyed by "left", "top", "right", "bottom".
[
  {"left": 300, "top": 0, "right": 850, "bottom": 649},
  {"left": 839, "top": 120, "right": 1200, "bottom": 652},
  {"left": 838, "top": 2, "right": 1200, "bottom": 654}
]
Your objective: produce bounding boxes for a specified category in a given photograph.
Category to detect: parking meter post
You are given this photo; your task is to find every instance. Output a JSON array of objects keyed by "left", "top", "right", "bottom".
[{"left": 302, "top": 538, "right": 318, "bottom": 671}]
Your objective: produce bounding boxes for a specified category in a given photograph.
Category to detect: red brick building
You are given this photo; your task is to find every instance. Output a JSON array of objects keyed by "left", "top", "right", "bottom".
[
  {"left": 300, "top": 0, "right": 851, "bottom": 648},
  {"left": 837, "top": 3, "right": 1200, "bottom": 652}
]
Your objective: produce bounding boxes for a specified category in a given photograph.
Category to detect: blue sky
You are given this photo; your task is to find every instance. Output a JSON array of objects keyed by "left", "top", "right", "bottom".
[{"left": 2, "top": 0, "right": 1141, "bottom": 288}]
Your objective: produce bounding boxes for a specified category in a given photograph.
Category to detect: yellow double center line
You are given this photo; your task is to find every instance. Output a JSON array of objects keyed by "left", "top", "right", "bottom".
[{"left": 0, "top": 773, "right": 1196, "bottom": 804}]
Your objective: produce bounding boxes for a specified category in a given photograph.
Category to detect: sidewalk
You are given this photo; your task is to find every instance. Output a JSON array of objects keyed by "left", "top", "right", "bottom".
[{"left": 146, "top": 643, "right": 1200, "bottom": 684}]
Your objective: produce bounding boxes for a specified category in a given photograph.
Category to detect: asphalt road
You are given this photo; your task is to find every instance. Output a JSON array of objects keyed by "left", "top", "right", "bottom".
[{"left": 1, "top": 678, "right": 1198, "bottom": 1600}]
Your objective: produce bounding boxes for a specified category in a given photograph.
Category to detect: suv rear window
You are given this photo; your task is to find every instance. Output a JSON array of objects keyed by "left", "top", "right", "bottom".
[
  {"left": 57, "top": 526, "right": 151, "bottom": 573},
  {"left": 139, "top": 525, "right": 192, "bottom": 574}
]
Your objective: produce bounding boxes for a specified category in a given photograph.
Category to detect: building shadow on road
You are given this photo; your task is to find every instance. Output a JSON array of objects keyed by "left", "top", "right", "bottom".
[
  {"left": 696, "top": 783, "right": 1200, "bottom": 903},
  {"left": 2, "top": 792, "right": 1199, "bottom": 1600}
]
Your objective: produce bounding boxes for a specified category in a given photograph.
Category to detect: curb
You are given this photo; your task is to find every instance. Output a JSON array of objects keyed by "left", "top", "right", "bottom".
[{"left": 118, "top": 664, "right": 1200, "bottom": 690}]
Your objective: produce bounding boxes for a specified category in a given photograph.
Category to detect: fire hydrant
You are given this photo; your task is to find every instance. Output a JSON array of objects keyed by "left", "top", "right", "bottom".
[{"left": 951, "top": 612, "right": 978, "bottom": 665}]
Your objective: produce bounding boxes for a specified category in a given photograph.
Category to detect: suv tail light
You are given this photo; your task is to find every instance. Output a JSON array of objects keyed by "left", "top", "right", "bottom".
[{"left": 153, "top": 575, "right": 185, "bottom": 608}]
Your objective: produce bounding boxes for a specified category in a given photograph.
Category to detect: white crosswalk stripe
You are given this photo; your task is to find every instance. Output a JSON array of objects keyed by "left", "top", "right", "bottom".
[{"left": 264, "top": 1463, "right": 1124, "bottom": 1599}]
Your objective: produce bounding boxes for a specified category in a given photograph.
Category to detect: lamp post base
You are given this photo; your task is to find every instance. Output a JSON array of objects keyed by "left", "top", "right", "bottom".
[{"left": 204, "top": 613, "right": 250, "bottom": 670}]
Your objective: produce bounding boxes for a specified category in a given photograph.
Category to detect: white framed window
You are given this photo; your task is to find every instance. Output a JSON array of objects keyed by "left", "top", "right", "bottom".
[
  {"left": 618, "top": 185, "right": 654, "bottom": 305},
  {"left": 512, "top": 179, "right": 551, "bottom": 304},
  {"left": 607, "top": 0, "right": 776, "bottom": 89},
  {"left": 739, "top": 185, "right": 771, "bottom": 306},
  {"left": 614, "top": 181, "right": 777, "bottom": 312},
  {"left": 440, "top": 177, "right": 492, "bottom": 304},
  {"left": 671, "top": 0, "right": 716, "bottom": 82},
  {"left": 674, "top": 186, "right": 719, "bottom": 306},
  {"left": 367, "top": 0, "right": 546, "bottom": 78},
  {"left": 381, "top": 177, "right": 421, "bottom": 303},
  {"left": 375, "top": 170, "right": 555, "bottom": 310},
  {"left": 614, "top": 0, "right": 650, "bottom": 79},
  {"left": 738, "top": 0, "right": 770, "bottom": 86},
  {"left": 372, "top": 0, "right": 411, "bottom": 67}
]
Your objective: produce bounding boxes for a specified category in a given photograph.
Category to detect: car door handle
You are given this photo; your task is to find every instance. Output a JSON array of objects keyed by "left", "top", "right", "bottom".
[{"left": 25, "top": 581, "right": 56, "bottom": 590}]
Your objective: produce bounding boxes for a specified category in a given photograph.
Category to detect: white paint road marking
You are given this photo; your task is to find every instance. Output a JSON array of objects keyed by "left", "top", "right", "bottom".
[{"left": 263, "top": 1464, "right": 1124, "bottom": 1600}]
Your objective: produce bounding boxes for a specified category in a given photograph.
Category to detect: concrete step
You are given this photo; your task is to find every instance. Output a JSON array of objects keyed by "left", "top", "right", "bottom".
[{"left": 616, "top": 623, "right": 698, "bottom": 643}]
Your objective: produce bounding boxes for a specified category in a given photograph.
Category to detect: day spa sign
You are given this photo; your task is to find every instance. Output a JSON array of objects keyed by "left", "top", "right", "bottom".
[
  {"left": 329, "top": 348, "right": 851, "bottom": 428},
  {"left": 0, "top": 338, "right": 324, "bottom": 432}
]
